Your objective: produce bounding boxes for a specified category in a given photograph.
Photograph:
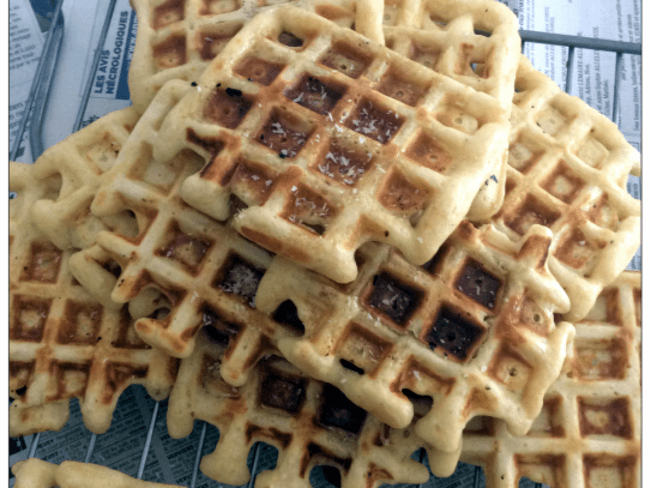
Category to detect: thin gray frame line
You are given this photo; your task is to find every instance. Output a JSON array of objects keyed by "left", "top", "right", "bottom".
[
  {"left": 519, "top": 30, "right": 640, "bottom": 55},
  {"left": 190, "top": 422, "right": 208, "bottom": 488},
  {"left": 472, "top": 465, "right": 481, "bottom": 488},
  {"left": 136, "top": 401, "right": 160, "bottom": 480},
  {"left": 9, "top": 0, "right": 65, "bottom": 161},
  {"left": 246, "top": 443, "right": 262, "bottom": 488},
  {"left": 611, "top": 52, "right": 624, "bottom": 125},
  {"left": 27, "top": 432, "right": 41, "bottom": 459},
  {"left": 565, "top": 46, "right": 575, "bottom": 94},
  {"left": 28, "top": 9, "right": 65, "bottom": 161},
  {"left": 84, "top": 433, "right": 98, "bottom": 464}
]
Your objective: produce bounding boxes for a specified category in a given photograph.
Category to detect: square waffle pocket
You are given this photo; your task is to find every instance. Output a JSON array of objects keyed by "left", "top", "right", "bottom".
[
  {"left": 252, "top": 221, "right": 574, "bottom": 456},
  {"left": 152, "top": 4, "right": 510, "bottom": 283},
  {"left": 460, "top": 271, "right": 641, "bottom": 488},
  {"left": 9, "top": 163, "right": 178, "bottom": 437}
]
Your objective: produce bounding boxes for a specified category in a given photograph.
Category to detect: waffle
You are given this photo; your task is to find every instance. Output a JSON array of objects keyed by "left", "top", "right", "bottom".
[
  {"left": 64, "top": 80, "right": 196, "bottom": 312},
  {"left": 150, "top": 4, "right": 510, "bottom": 283},
  {"left": 11, "top": 459, "right": 184, "bottom": 488},
  {"left": 28, "top": 107, "right": 141, "bottom": 251},
  {"left": 376, "top": 0, "right": 521, "bottom": 108},
  {"left": 71, "top": 96, "right": 565, "bottom": 474},
  {"left": 376, "top": 0, "right": 521, "bottom": 218},
  {"left": 128, "top": 0, "right": 402, "bottom": 114},
  {"left": 85, "top": 115, "right": 573, "bottom": 456},
  {"left": 73, "top": 81, "right": 280, "bottom": 369},
  {"left": 128, "top": 0, "right": 253, "bottom": 114},
  {"left": 460, "top": 271, "right": 641, "bottom": 488},
  {"left": 129, "top": 0, "right": 520, "bottom": 221},
  {"left": 78, "top": 86, "right": 570, "bottom": 466},
  {"left": 167, "top": 328, "right": 439, "bottom": 486},
  {"left": 486, "top": 56, "right": 640, "bottom": 322},
  {"left": 10, "top": 164, "right": 178, "bottom": 437},
  {"left": 129, "top": 0, "right": 389, "bottom": 113},
  {"left": 246, "top": 220, "right": 573, "bottom": 458}
]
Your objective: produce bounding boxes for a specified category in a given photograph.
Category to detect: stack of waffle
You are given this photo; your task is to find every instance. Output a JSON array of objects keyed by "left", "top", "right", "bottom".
[{"left": 10, "top": 0, "right": 640, "bottom": 487}]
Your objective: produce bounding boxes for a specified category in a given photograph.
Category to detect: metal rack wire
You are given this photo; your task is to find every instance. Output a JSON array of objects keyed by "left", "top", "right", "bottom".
[{"left": 12, "top": 1, "right": 641, "bottom": 487}]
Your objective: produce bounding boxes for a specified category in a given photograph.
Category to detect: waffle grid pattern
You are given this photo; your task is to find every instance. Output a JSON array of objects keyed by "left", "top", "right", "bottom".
[
  {"left": 491, "top": 57, "right": 640, "bottom": 322},
  {"left": 167, "top": 329, "right": 435, "bottom": 487},
  {"left": 9, "top": 164, "right": 177, "bottom": 437},
  {"left": 69, "top": 83, "right": 569, "bottom": 472},
  {"left": 460, "top": 271, "right": 641, "bottom": 488},
  {"left": 27, "top": 107, "right": 141, "bottom": 251},
  {"left": 68, "top": 82, "right": 279, "bottom": 376},
  {"left": 128, "top": 0, "right": 257, "bottom": 113},
  {"left": 154, "top": 4, "right": 509, "bottom": 283},
  {"left": 129, "top": 0, "right": 521, "bottom": 112},
  {"left": 253, "top": 221, "right": 574, "bottom": 456},
  {"left": 379, "top": 0, "right": 521, "bottom": 107}
]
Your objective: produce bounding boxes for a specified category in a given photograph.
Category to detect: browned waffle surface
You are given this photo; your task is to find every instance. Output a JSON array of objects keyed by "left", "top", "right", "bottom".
[
  {"left": 252, "top": 221, "right": 574, "bottom": 456},
  {"left": 27, "top": 107, "right": 140, "bottom": 251},
  {"left": 460, "top": 271, "right": 641, "bottom": 488},
  {"left": 488, "top": 56, "right": 640, "bottom": 322},
  {"left": 73, "top": 82, "right": 281, "bottom": 365},
  {"left": 128, "top": 0, "right": 256, "bottom": 113},
  {"left": 129, "top": 0, "right": 387, "bottom": 114},
  {"left": 10, "top": 164, "right": 178, "bottom": 437},
  {"left": 79, "top": 108, "right": 573, "bottom": 461},
  {"left": 151, "top": 4, "right": 509, "bottom": 283},
  {"left": 75, "top": 118, "right": 459, "bottom": 476},
  {"left": 167, "top": 328, "right": 436, "bottom": 487},
  {"left": 129, "top": 0, "right": 520, "bottom": 221},
  {"left": 10, "top": 268, "right": 178, "bottom": 437},
  {"left": 11, "top": 459, "right": 185, "bottom": 487},
  {"left": 129, "top": 0, "right": 521, "bottom": 110},
  {"left": 375, "top": 0, "right": 521, "bottom": 107}
]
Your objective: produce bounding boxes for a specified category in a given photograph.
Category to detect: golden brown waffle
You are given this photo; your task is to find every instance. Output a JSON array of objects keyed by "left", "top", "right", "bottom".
[
  {"left": 486, "top": 56, "right": 640, "bottom": 322},
  {"left": 72, "top": 81, "right": 280, "bottom": 370},
  {"left": 128, "top": 0, "right": 254, "bottom": 114},
  {"left": 28, "top": 107, "right": 141, "bottom": 251},
  {"left": 150, "top": 4, "right": 509, "bottom": 283},
  {"left": 311, "top": 0, "right": 521, "bottom": 218},
  {"left": 10, "top": 162, "right": 69, "bottom": 435},
  {"left": 377, "top": 0, "right": 521, "bottom": 218},
  {"left": 167, "top": 328, "right": 437, "bottom": 486},
  {"left": 11, "top": 459, "right": 184, "bottom": 488},
  {"left": 10, "top": 164, "right": 178, "bottom": 437},
  {"left": 128, "top": 0, "right": 520, "bottom": 221},
  {"left": 63, "top": 80, "right": 197, "bottom": 312},
  {"left": 378, "top": 0, "right": 521, "bottom": 109},
  {"left": 128, "top": 0, "right": 521, "bottom": 110},
  {"left": 252, "top": 221, "right": 574, "bottom": 456},
  {"left": 71, "top": 92, "right": 563, "bottom": 473},
  {"left": 460, "top": 271, "right": 641, "bottom": 488},
  {"left": 74, "top": 165, "right": 278, "bottom": 367},
  {"left": 82, "top": 117, "right": 573, "bottom": 457}
]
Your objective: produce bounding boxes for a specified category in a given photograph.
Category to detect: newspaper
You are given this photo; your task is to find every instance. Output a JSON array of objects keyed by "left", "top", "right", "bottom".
[
  {"left": 9, "top": 0, "right": 45, "bottom": 163},
  {"left": 8, "top": 0, "right": 641, "bottom": 487}
]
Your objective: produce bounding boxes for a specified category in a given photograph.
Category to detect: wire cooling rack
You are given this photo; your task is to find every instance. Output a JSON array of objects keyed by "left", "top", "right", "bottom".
[{"left": 10, "top": 0, "right": 641, "bottom": 487}]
